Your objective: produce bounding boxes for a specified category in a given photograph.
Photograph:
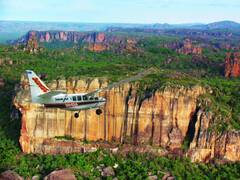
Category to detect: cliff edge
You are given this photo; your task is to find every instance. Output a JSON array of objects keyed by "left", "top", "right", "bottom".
[{"left": 13, "top": 73, "right": 240, "bottom": 163}]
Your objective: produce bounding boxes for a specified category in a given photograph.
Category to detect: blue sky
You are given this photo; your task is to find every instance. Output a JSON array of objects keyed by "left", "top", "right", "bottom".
[{"left": 0, "top": 0, "right": 240, "bottom": 23}]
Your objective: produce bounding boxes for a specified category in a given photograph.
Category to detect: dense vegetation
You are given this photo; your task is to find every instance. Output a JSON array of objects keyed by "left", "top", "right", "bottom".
[
  {"left": 0, "top": 146, "right": 239, "bottom": 179},
  {"left": 0, "top": 33, "right": 239, "bottom": 179}
]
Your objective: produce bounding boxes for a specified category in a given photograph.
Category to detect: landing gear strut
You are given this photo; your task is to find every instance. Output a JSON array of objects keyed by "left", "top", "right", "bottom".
[
  {"left": 96, "top": 109, "right": 103, "bottom": 115},
  {"left": 74, "top": 109, "right": 102, "bottom": 118}
]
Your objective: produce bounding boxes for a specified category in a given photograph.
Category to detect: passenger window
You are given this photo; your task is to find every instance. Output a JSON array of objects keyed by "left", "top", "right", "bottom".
[
  {"left": 89, "top": 97, "right": 94, "bottom": 101},
  {"left": 72, "top": 96, "right": 77, "bottom": 101},
  {"left": 83, "top": 96, "right": 88, "bottom": 100},
  {"left": 77, "top": 96, "right": 82, "bottom": 101}
]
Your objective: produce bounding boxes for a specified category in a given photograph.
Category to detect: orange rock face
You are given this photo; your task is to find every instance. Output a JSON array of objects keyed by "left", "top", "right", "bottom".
[
  {"left": 87, "top": 33, "right": 108, "bottom": 52},
  {"left": 225, "top": 52, "right": 240, "bottom": 78},
  {"left": 177, "top": 39, "right": 202, "bottom": 55},
  {"left": 88, "top": 43, "right": 108, "bottom": 52},
  {"left": 59, "top": 32, "right": 68, "bottom": 41},
  {"left": 15, "top": 31, "right": 140, "bottom": 53},
  {"left": 188, "top": 110, "right": 240, "bottom": 162},
  {"left": 45, "top": 32, "right": 51, "bottom": 42},
  {"left": 87, "top": 32, "right": 108, "bottom": 52},
  {"left": 26, "top": 31, "right": 39, "bottom": 53},
  {"left": 125, "top": 39, "right": 138, "bottom": 53},
  {"left": 13, "top": 74, "right": 240, "bottom": 162},
  {"left": 96, "top": 32, "right": 105, "bottom": 42}
]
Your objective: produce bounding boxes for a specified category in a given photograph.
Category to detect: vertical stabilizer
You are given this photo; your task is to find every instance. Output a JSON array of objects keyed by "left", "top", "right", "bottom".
[{"left": 26, "top": 70, "right": 50, "bottom": 102}]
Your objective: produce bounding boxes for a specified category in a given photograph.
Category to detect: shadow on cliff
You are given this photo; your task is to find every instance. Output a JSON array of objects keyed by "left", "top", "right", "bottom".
[
  {"left": 0, "top": 82, "right": 21, "bottom": 146},
  {"left": 182, "top": 107, "right": 199, "bottom": 151}
]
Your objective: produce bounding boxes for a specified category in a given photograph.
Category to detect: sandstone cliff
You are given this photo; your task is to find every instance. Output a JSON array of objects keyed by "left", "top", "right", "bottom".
[
  {"left": 13, "top": 31, "right": 139, "bottom": 53},
  {"left": 176, "top": 39, "right": 202, "bottom": 55},
  {"left": 164, "top": 39, "right": 202, "bottom": 55},
  {"left": 225, "top": 52, "right": 240, "bottom": 78},
  {"left": 13, "top": 74, "right": 240, "bottom": 163},
  {"left": 188, "top": 110, "right": 240, "bottom": 162},
  {"left": 25, "top": 31, "right": 39, "bottom": 53}
]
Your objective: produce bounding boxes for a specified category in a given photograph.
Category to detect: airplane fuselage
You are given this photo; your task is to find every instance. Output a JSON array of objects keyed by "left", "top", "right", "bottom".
[{"left": 38, "top": 93, "right": 106, "bottom": 111}]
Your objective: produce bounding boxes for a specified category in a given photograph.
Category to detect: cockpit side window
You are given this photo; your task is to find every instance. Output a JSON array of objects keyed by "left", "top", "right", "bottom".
[
  {"left": 89, "top": 97, "right": 94, "bottom": 101},
  {"left": 95, "top": 97, "right": 99, "bottom": 100}
]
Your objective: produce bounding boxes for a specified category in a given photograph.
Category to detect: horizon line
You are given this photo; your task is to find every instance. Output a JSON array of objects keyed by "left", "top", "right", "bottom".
[{"left": 0, "top": 19, "right": 240, "bottom": 25}]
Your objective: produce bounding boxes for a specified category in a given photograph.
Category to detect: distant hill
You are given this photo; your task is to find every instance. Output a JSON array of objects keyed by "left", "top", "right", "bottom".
[
  {"left": 0, "top": 21, "right": 143, "bottom": 43},
  {"left": 206, "top": 21, "right": 240, "bottom": 30},
  {"left": 1, "top": 20, "right": 240, "bottom": 43},
  {"left": 143, "top": 21, "right": 240, "bottom": 30}
]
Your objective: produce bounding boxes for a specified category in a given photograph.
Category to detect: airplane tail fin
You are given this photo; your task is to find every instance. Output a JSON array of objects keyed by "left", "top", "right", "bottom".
[{"left": 26, "top": 70, "right": 50, "bottom": 102}]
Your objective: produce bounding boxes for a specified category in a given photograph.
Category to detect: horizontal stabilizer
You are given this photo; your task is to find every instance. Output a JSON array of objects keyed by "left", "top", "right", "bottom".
[{"left": 38, "top": 90, "right": 66, "bottom": 99}]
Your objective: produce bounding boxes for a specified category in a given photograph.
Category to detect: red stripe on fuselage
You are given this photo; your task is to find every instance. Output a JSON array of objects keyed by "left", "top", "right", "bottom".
[{"left": 44, "top": 100, "right": 105, "bottom": 108}]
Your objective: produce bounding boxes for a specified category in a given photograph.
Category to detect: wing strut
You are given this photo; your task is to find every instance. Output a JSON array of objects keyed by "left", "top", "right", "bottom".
[{"left": 85, "top": 68, "right": 156, "bottom": 97}]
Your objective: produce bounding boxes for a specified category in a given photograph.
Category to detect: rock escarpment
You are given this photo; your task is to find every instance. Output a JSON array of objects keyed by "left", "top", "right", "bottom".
[
  {"left": 25, "top": 31, "right": 40, "bottom": 53},
  {"left": 13, "top": 31, "right": 139, "bottom": 53},
  {"left": 177, "top": 39, "right": 202, "bottom": 55},
  {"left": 225, "top": 52, "right": 240, "bottom": 78},
  {"left": 188, "top": 110, "right": 240, "bottom": 162},
  {"left": 14, "top": 74, "right": 240, "bottom": 162},
  {"left": 165, "top": 39, "right": 202, "bottom": 55}
]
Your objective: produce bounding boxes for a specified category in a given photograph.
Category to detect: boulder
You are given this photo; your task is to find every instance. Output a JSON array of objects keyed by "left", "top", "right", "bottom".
[
  {"left": 162, "top": 172, "right": 175, "bottom": 180},
  {"left": 44, "top": 169, "right": 76, "bottom": 180},
  {"left": 101, "top": 166, "right": 115, "bottom": 177},
  {"left": 148, "top": 175, "right": 158, "bottom": 180},
  {"left": 0, "top": 170, "right": 23, "bottom": 180}
]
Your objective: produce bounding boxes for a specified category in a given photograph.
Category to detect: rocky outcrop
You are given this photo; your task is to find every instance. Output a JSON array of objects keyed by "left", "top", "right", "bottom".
[
  {"left": 87, "top": 33, "right": 108, "bottom": 52},
  {"left": 188, "top": 110, "right": 240, "bottom": 162},
  {"left": 0, "top": 169, "right": 76, "bottom": 180},
  {"left": 13, "top": 74, "right": 240, "bottom": 162},
  {"left": 164, "top": 39, "right": 202, "bottom": 55},
  {"left": 101, "top": 166, "right": 115, "bottom": 177},
  {"left": 225, "top": 52, "right": 240, "bottom": 78},
  {"left": 44, "top": 169, "right": 76, "bottom": 180},
  {"left": 176, "top": 39, "right": 202, "bottom": 55},
  {"left": 0, "top": 170, "right": 24, "bottom": 180},
  {"left": 162, "top": 172, "right": 175, "bottom": 180},
  {"left": 25, "top": 31, "right": 39, "bottom": 53},
  {"left": 0, "top": 57, "right": 13, "bottom": 66},
  {"left": 13, "top": 31, "right": 139, "bottom": 53}
]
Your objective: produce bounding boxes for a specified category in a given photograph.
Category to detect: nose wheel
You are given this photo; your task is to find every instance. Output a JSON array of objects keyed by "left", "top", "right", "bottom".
[{"left": 96, "top": 109, "right": 103, "bottom": 115}]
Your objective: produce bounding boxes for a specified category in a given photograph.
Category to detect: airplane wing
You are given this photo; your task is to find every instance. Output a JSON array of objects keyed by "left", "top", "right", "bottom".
[
  {"left": 85, "top": 68, "right": 157, "bottom": 97},
  {"left": 38, "top": 90, "right": 66, "bottom": 99}
]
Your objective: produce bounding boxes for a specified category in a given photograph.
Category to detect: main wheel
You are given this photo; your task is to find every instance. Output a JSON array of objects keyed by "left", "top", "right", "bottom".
[
  {"left": 96, "top": 109, "right": 102, "bottom": 115},
  {"left": 74, "top": 113, "right": 79, "bottom": 118}
]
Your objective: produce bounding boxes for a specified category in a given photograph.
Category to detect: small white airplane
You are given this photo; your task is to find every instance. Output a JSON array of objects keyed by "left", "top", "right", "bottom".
[{"left": 26, "top": 69, "right": 154, "bottom": 118}]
